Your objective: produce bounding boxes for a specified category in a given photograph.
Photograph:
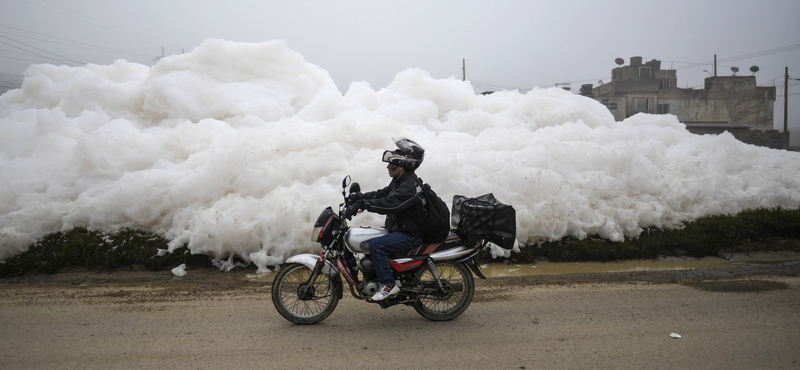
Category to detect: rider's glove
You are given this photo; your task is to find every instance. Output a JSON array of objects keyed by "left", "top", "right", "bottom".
[
  {"left": 346, "top": 192, "right": 363, "bottom": 206},
  {"left": 344, "top": 200, "right": 363, "bottom": 220}
]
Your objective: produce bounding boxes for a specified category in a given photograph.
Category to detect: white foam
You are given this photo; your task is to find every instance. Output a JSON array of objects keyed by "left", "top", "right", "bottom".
[{"left": 1, "top": 39, "right": 799, "bottom": 272}]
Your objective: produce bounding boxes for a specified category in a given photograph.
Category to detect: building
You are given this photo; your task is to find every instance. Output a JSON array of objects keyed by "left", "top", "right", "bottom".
[{"left": 584, "top": 56, "right": 787, "bottom": 149}]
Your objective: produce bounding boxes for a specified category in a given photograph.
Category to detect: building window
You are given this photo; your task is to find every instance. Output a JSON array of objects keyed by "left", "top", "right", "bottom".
[
  {"left": 601, "top": 99, "right": 618, "bottom": 110},
  {"left": 631, "top": 97, "right": 653, "bottom": 113},
  {"left": 639, "top": 66, "right": 651, "bottom": 78},
  {"left": 657, "top": 104, "right": 670, "bottom": 114},
  {"left": 660, "top": 78, "right": 670, "bottom": 89}
]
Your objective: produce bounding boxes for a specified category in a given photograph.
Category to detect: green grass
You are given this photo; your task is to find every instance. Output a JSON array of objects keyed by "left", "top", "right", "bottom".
[
  {"left": 476, "top": 207, "right": 800, "bottom": 264},
  {"left": 0, "top": 228, "right": 213, "bottom": 278},
  {"left": 1, "top": 207, "right": 799, "bottom": 278}
]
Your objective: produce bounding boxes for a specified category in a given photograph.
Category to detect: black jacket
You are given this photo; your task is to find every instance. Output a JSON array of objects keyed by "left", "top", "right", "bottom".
[{"left": 361, "top": 172, "right": 425, "bottom": 237}]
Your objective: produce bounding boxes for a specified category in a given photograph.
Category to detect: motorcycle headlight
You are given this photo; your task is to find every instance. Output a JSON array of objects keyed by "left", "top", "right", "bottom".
[
  {"left": 311, "top": 207, "right": 339, "bottom": 245},
  {"left": 311, "top": 226, "right": 323, "bottom": 242}
]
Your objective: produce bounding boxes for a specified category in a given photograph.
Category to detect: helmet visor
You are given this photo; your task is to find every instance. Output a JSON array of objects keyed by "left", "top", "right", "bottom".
[{"left": 382, "top": 150, "right": 405, "bottom": 164}]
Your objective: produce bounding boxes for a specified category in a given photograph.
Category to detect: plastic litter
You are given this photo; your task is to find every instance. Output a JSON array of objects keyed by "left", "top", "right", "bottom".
[
  {"left": 171, "top": 263, "right": 187, "bottom": 277},
  {"left": 670, "top": 333, "right": 682, "bottom": 339}
]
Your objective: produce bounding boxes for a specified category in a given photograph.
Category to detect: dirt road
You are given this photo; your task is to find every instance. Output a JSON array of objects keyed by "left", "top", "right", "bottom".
[{"left": 2, "top": 262, "right": 799, "bottom": 369}]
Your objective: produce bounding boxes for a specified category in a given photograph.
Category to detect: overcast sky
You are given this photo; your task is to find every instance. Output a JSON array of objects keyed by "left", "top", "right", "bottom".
[{"left": 2, "top": 0, "right": 799, "bottom": 134}]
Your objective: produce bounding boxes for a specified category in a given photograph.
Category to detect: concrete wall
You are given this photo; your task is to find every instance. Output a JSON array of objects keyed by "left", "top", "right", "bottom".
[
  {"left": 732, "top": 130, "right": 789, "bottom": 149},
  {"left": 593, "top": 75, "right": 775, "bottom": 131},
  {"left": 657, "top": 78, "right": 775, "bottom": 130},
  {"left": 587, "top": 57, "right": 782, "bottom": 150},
  {"left": 686, "top": 126, "right": 790, "bottom": 150},
  {"left": 596, "top": 96, "right": 626, "bottom": 121}
]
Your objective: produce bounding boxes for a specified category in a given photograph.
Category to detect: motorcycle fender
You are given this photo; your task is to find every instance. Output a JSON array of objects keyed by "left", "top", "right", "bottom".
[
  {"left": 285, "top": 254, "right": 338, "bottom": 278},
  {"left": 464, "top": 257, "right": 487, "bottom": 279},
  {"left": 284, "top": 254, "right": 343, "bottom": 299}
]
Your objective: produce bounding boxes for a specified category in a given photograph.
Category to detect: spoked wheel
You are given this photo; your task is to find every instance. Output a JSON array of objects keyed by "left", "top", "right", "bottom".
[
  {"left": 413, "top": 261, "right": 475, "bottom": 321},
  {"left": 271, "top": 263, "right": 339, "bottom": 325}
]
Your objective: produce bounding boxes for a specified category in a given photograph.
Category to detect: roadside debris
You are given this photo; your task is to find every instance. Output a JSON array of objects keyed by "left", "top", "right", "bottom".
[{"left": 171, "top": 264, "right": 187, "bottom": 277}]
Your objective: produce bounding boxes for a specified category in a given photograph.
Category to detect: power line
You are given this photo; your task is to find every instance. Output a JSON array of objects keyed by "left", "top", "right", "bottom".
[
  {"left": 670, "top": 61, "right": 738, "bottom": 70},
  {"left": 758, "top": 74, "right": 787, "bottom": 86},
  {"left": 716, "top": 44, "right": 800, "bottom": 63},
  {"left": 0, "top": 25, "right": 154, "bottom": 58},
  {"left": 0, "top": 35, "right": 83, "bottom": 65},
  {"left": 20, "top": 0, "right": 159, "bottom": 45},
  {"left": 0, "top": 47, "right": 67, "bottom": 61},
  {"left": 669, "top": 44, "right": 800, "bottom": 71},
  {"left": 528, "top": 45, "right": 800, "bottom": 92},
  {"left": 0, "top": 0, "right": 166, "bottom": 69},
  {"left": 0, "top": 54, "right": 49, "bottom": 63}
]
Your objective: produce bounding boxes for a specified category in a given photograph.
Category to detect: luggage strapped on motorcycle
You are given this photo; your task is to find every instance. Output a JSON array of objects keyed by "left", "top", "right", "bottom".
[
  {"left": 414, "top": 178, "right": 451, "bottom": 243},
  {"left": 452, "top": 193, "right": 516, "bottom": 250}
]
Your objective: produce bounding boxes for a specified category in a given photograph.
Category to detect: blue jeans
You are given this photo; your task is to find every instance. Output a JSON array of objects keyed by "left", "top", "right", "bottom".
[{"left": 368, "top": 231, "right": 423, "bottom": 286}]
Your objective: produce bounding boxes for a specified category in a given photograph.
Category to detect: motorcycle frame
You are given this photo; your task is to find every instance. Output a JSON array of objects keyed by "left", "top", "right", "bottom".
[{"left": 294, "top": 175, "right": 487, "bottom": 307}]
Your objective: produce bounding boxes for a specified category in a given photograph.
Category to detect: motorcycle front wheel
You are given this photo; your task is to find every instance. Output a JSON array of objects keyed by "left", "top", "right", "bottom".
[
  {"left": 413, "top": 261, "right": 475, "bottom": 321},
  {"left": 271, "top": 263, "right": 339, "bottom": 325}
]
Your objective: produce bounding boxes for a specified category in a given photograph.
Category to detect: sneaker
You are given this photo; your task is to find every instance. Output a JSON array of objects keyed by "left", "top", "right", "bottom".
[{"left": 371, "top": 283, "right": 400, "bottom": 301}]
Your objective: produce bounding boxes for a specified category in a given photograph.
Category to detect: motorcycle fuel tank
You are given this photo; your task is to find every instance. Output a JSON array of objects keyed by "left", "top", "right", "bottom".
[{"left": 344, "top": 227, "right": 389, "bottom": 253}]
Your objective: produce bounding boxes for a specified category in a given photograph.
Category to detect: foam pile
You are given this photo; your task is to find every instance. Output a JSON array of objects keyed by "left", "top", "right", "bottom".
[{"left": 1, "top": 39, "right": 798, "bottom": 271}]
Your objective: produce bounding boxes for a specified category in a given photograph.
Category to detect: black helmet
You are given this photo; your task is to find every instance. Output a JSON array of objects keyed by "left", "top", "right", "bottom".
[{"left": 382, "top": 137, "right": 424, "bottom": 171}]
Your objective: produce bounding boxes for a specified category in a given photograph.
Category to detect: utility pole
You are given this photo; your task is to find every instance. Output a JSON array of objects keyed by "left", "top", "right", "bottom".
[
  {"left": 714, "top": 54, "right": 717, "bottom": 77},
  {"left": 462, "top": 59, "right": 465, "bottom": 81},
  {"left": 785, "top": 67, "right": 789, "bottom": 133}
]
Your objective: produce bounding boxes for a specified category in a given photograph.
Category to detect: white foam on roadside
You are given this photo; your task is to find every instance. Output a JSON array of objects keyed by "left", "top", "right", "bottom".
[{"left": 1, "top": 39, "right": 799, "bottom": 272}]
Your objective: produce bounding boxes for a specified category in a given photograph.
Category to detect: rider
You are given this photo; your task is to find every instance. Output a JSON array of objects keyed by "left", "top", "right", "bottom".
[{"left": 345, "top": 137, "right": 426, "bottom": 301}]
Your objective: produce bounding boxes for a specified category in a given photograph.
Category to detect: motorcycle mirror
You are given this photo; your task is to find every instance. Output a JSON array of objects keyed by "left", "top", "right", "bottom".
[
  {"left": 349, "top": 182, "right": 361, "bottom": 194},
  {"left": 342, "top": 176, "right": 351, "bottom": 190}
]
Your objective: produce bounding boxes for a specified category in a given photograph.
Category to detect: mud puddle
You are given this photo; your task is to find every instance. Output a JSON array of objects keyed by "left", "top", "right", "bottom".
[
  {"left": 230, "top": 253, "right": 800, "bottom": 283},
  {"left": 479, "top": 254, "right": 800, "bottom": 278}
]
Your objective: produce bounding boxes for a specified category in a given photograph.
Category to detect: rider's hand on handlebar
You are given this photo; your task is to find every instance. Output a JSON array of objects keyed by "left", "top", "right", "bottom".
[
  {"left": 344, "top": 201, "right": 363, "bottom": 220},
  {"left": 345, "top": 192, "right": 363, "bottom": 206}
]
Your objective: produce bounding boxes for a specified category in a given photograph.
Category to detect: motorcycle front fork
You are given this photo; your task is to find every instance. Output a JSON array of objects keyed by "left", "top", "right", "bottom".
[{"left": 299, "top": 251, "right": 328, "bottom": 298}]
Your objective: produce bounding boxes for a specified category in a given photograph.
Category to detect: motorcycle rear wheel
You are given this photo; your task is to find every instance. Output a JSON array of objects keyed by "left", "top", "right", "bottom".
[
  {"left": 413, "top": 261, "right": 474, "bottom": 321},
  {"left": 271, "top": 263, "right": 339, "bottom": 325}
]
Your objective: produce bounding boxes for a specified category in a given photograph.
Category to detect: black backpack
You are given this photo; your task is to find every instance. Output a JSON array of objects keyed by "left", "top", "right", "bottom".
[{"left": 415, "top": 178, "right": 451, "bottom": 243}]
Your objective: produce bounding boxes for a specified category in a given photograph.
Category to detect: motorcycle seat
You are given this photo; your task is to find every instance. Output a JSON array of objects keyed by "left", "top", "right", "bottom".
[{"left": 392, "top": 231, "right": 461, "bottom": 258}]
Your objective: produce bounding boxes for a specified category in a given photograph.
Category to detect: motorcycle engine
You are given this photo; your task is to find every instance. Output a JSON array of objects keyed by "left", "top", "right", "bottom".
[
  {"left": 355, "top": 254, "right": 378, "bottom": 295},
  {"left": 358, "top": 258, "right": 374, "bottom": 273},
  {"left": 362, "top": 281, "right": 379, "bottom": 296}
]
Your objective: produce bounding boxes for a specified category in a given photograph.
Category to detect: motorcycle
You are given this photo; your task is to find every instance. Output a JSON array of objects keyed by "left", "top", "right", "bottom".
[{"left": 271, "top": 176, "right": 489, "bottom": 325}]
